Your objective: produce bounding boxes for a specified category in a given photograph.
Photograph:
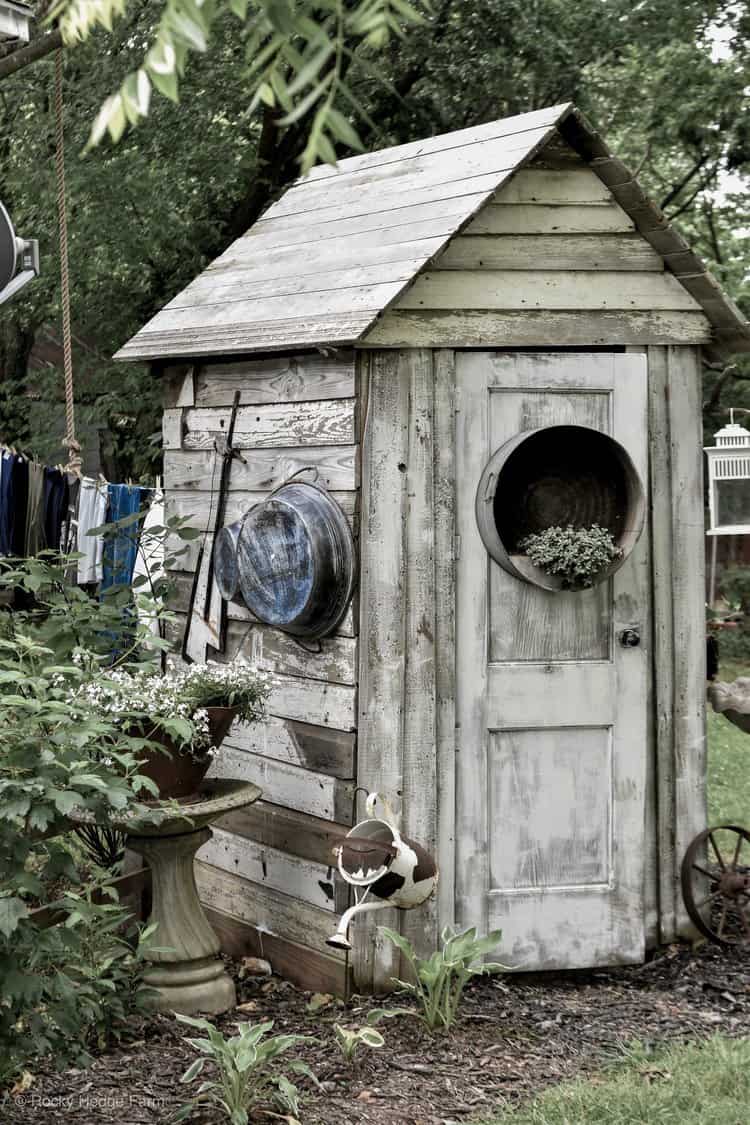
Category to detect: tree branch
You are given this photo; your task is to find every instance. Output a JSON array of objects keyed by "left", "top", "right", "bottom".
[
  {"left": 659, "top": 152, "right": 710, "bottom": 211},
  {"left": 0, "top": 27, "right": 62, "bottom": 82}
]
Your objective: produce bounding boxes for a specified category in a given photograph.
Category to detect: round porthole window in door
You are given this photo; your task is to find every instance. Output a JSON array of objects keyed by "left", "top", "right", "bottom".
[{"left": 475, "top": 424, "right": 646, "bottom": 592}]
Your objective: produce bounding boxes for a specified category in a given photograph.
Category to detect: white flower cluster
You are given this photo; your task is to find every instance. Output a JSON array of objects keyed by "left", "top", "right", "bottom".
[{"left": 68, "top": 659, "right": 273, "bottom": 758}]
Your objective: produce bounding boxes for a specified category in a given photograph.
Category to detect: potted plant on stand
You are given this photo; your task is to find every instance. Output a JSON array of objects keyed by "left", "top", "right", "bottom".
[{"left": 70, "top": 660, "right": 272, "bottom": 801}]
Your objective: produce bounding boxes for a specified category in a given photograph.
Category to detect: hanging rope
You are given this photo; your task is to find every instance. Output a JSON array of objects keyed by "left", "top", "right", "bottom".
[{"left": 54, "top": 47, "right": 81, "bottom": 474}]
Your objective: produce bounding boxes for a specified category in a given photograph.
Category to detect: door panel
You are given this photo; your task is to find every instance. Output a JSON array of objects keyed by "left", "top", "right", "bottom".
[{"left": 455, "top": 351, "right": 648, "bottom": 970}]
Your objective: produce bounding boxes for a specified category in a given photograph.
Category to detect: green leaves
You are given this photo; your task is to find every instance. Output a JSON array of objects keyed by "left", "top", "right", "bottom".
[
  {"left": 377, "top": 924, "right": 508, "bottom": 1032},
  {"left": 175, "top": 1013, "right": 314, "bottom": 1121},
  {"left": 333, "top": 1022, "right": 384, "bottom": 1062},
  {"left": 520, "top": 524, "right": 622, "bottom": 589},
  {"left": 0, "top": 897, "right": 27, "bottom": 938},
  {"left": 52, "top": 0, "right": 429, "bottom": 170}
]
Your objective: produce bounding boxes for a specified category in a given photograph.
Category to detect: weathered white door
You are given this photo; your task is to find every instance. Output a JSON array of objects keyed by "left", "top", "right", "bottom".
[{"left": 455, "top": 351, "right": 649, "bottom": 968}]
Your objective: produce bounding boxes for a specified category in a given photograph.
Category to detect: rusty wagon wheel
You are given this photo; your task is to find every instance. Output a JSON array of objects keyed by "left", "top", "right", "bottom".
[{"left": 681, "top": 825, "right": 750, "bottom": 945}]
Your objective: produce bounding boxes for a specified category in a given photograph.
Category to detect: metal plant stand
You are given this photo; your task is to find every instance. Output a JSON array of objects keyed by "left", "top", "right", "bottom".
[{"left": 75, "top": 779, "right": 261, "bottom": 1015}]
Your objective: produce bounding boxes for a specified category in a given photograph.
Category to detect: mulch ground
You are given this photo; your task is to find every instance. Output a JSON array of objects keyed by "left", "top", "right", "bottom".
[{"left": 4, "top": 940, "right": 750, "bottom": 1125}]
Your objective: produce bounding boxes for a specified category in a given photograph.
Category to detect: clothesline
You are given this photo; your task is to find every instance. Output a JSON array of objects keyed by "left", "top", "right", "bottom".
[{"left": 0, "top": 444, "right": 158, "bottom": 591}]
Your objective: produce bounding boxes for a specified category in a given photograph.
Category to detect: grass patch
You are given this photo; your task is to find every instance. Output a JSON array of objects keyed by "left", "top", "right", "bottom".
[
  {"left": 708, "top": 660, "right": 750, "bottom": 826},
  {"left": 480, "top": 1037, "right": 750, "bottom": 1124}
]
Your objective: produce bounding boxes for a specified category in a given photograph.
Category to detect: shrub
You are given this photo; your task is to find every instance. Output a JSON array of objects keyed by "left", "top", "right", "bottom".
[
  {"left": 0, "top": 514, "right": 194, "bottom": 1085},
  {"left": 720, "top": 566, "right": 750, "bottom": 614},
  {"left": 520, "top": 524, "right": 621, "bottom": 589},
  {"left": 370, "top": 926, "right": 508, "bottom": 1033}
]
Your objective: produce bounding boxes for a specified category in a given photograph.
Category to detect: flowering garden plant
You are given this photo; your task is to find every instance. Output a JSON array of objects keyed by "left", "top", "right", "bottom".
[{"left": 69, "top": 660, "right": 272, "bottom": 761}]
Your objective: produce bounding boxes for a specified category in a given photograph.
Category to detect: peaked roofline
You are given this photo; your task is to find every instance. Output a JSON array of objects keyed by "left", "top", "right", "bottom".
[{"left": 116, "top": 103, "right": 749, "bottom": 362}]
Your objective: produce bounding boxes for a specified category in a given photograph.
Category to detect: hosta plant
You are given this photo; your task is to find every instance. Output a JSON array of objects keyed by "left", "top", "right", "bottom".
[
  {"left": 332, "top": 1023, "right": 384, "bottom": 1064},
  {"left": 173, "top": 1015, "right": 316, "bottom": 1124},
  {"left": 520, "top": 523, "right": 622, "bottom": 589},
  {"left": 370, "top": 926, "right": 508, "bottom": 1033}
]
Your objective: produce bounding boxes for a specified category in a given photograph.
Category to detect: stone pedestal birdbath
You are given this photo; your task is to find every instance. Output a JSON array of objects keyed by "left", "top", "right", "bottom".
[{"left": 74, "top": 778, "right": 261, "bottom": 1015}]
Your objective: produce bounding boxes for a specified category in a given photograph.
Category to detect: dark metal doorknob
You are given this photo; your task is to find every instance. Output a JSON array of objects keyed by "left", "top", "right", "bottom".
[{"left": 619, "top": 628, "right": 641, "bottom": 648}]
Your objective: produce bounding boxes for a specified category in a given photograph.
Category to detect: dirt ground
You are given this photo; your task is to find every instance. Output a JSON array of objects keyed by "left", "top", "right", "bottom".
[{"left": 4, "top": 940, "right": 750, "bottom": 1125}]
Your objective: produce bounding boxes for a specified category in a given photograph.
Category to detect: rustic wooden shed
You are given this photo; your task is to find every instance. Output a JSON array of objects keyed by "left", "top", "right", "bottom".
[{"left": 118, "top": 103, "right": 750, "bottom": 995}]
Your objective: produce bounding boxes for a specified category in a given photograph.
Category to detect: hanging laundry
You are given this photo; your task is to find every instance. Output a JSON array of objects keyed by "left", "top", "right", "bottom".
[
  {"left": 24, "top": 461, "right": 45, "bottom": 557},
  {"left": 101, "top": 483, "right": 144, "bottom": 593},
  {"left": 0, "top": 452, "right": 29, "bottom": 557},
  {"left": 132, "top": 487, "right": 164, "bottom": 638},
  {"left": 76, "top": 477, "right": 108, "bottom": 584},
  {"left": 61, "top": 473, "right": 81, "bottom": 557},
  {"left": 43, "top": 467, "right": 69, "bottom": 552}
]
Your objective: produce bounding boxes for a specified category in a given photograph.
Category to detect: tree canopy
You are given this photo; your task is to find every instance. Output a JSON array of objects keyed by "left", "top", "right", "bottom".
[{"left": 0, "top": 0, "right": 747, "bottom": 474}]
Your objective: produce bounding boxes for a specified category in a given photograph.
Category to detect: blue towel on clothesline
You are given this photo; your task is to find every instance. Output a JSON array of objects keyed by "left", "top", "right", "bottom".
[{"left": 101, "top": 483, "right": 144, "bottom": 593}]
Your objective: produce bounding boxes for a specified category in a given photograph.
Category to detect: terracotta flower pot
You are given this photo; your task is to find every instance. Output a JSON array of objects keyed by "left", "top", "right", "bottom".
[{"left": 133, "top": 706, "right": 238, "bottom": 801}]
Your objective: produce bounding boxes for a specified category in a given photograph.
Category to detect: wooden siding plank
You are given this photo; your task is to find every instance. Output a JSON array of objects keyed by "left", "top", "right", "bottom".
[
  {"left": 205, "top": 906, "right": 349, "bottom": 995},
  {"left": 195, "top": 353, "right": 354, "bottom": 406},
  {"left": 433, "top": 349, "right": 457, "bottom": 935},
  {"left": 465, "top": 202, "right": 635, "bottom": 235},
  {"left": 494, "top": 168, "right": 612, "bottom": 204},
  {"left": 401, "top": 348, "right": 439, "bottom": 958},
  {"left": 209, "top": 744, "right": 356, "bottom": 822},
  {"left": 197, "top": 826, "right": 346, "bottom": 913},
  {"left": 162, "top": 408, "right": 184, "bottom": 450},
  {"left": 195, "top": 861, "right": 343, "bottom": 954},
  {"left": 163, "top": 366, "right": 195, "bottom": 408},
  {"left": 647, "top": 345, "right": 676, "bottom": 942},
  {"left": 182, "top": 400, "right": 355, "bottom": 450},
  {"left": 300, "top": 105, "right": 568, "bottom": 184},
  {"left": 222, "top": 622, "right": 357, "bottom": 687},
  {"left": 226, "top": 715, "right": 355, "bottom": 778},
  {"left": 436, "top": 234, "right": 664, "bottom": 272},
  {"left": 667, "top": 345, "right": 707, "bottom": 938},
  {"left": 355, "top": 349, "right": 408, "bottom": 992},
  {"left": 265, "top": 671, "right": 356, "bottom": 730},
  {"left": 164, "top": 445, "right": 358, "bottom": 493},
  {"left": 167, "top": 574, "right": 357, "bottom": 637},
  {"left": 362, "top": 309, "right": 713, "bottom": 348},
  {"left": 216, "top": 801, "right": 348, "bottom": 865},
  {"left": 398, "top": 270, "right": 699, "bottom": 312}
]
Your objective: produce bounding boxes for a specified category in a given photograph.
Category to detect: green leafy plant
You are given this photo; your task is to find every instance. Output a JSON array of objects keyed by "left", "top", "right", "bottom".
[
  {"left": 720, "top": 566, "right": 750, "bottom": 615},
  {"left": 370, "top": 926, "right": 508, "bottom": 1033},
  {"left": 332, "top": 1022, "right": 384, "bottom": 1063},
  {"left": 174, "top": 1015, "right": 316, "bottom": 1124},
  {"left": 520, "top": 524, "right": 622, "bottom": 589},
  {"left": 0, "top": 514, "right": 199, "bottom": 1085},
  {"left": 51, "top": 0, "right": 430, "bottom": 170}
]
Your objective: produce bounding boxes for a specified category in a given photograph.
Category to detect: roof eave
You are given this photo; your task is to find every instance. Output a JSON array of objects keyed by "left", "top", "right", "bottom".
[{"left": 558, "top": 109, "right": 750, "bottom": 356}]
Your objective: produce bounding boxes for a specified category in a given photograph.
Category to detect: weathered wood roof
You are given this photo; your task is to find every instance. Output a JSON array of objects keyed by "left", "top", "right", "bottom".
[{"left": 116, "top": 104, "right": 750, "bottom": 361}]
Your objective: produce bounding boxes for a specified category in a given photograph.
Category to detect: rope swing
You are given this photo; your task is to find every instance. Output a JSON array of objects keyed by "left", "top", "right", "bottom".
[{"left": 54, "top": 47, "right": 81, "bottom": 475}]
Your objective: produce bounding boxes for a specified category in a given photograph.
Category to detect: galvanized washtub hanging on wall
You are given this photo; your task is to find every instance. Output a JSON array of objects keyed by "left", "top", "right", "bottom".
[{"left": 215, "top": 468, "right": 356, "bottom": 640}]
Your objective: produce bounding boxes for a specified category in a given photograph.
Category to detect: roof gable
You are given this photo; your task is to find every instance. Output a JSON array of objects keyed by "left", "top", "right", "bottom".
[{"left": 116, "top": 105, "right": 749, "bottom": 361}]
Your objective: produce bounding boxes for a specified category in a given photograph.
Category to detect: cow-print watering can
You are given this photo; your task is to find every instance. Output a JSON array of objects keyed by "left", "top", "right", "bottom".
[{"left": 327, "top": 793, "right": 438, "bottom": 951}]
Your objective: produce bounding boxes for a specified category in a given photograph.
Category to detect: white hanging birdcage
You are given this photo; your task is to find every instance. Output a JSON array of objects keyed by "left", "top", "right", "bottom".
[
  {"left": 705, "top": 410, "right": 750, "bottom": 536},
  {"left": 0, "top": 0, "right": 30, "bottom": 42}
]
